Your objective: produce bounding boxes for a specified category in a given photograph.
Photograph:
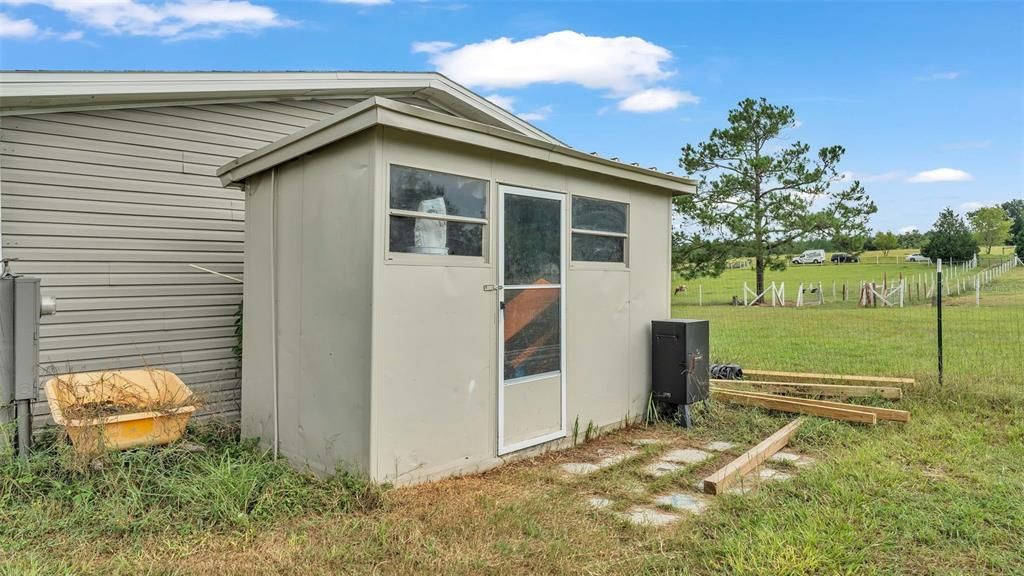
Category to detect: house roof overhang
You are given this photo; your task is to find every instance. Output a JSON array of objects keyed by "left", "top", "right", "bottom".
[
  {"left": 217, "top": 97, "right": 697, "bottom": 196},
  {"left": 0, "top": 70, "right": 563, "bottom": 146}
]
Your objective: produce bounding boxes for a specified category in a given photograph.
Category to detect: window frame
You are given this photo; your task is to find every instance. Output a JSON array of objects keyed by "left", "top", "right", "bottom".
[
  {"left": 570, "top": 194, "right": 629, "bottom": 268},
  {"left": 385, "top": 162, "right": 491, "bottom": 267}
]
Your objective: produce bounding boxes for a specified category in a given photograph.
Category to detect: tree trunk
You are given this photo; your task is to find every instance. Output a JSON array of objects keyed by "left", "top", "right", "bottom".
[{"left": 755, "top": 257, "right": 766, "bottom": 303}]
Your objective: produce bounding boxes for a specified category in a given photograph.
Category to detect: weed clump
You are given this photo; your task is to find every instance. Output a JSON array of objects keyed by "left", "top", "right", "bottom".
[{"left": 0, "top": 421, "right": 381, "bottom": 544}]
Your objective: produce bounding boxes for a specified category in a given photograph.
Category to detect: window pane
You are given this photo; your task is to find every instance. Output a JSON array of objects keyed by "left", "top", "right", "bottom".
[
  {"left": 572, "top": 196, "right": 627, "bottom": 233},
  {"left": 390, "top": 165, "right": 487, "bottom": 219},
  {"left": 389, "top": 216, "right": 483, "bottom": 257},
  {"left": 572, "top": 233, "right": 625, "bottom": 263},
  {"left": 503, "top": 288, "right": 561, "bottom": 380},
  {"left": 503, "top": 194, "right": 561, "bottom": 286}
]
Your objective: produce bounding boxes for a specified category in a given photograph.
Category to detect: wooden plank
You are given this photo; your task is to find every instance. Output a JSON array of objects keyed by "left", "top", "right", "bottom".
[
  {"left": 711, "top": 389, "right": 878, "bottom": 425},
  {"left": 744, "top": 369, "right": 914, "bottom": 386},
  {"left": 703, "top": 418, "right": 804, "bottom": 495},
  {"left": 713, "top": 387, "right": 910, "bottom": 423},
  {"left": 711, "top": 378, "right": 903, "bottom": 400}
]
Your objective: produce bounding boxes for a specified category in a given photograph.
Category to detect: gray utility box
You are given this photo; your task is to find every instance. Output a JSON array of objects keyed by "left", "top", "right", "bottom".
[
  {"left": 651, "top": 319, "right": 710, "bottom": 406},
  {"left": 1, "top": 271, "right": 56, "bottom": 454}
]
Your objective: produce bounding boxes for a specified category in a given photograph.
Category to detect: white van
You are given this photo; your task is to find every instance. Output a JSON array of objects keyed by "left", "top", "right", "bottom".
[{"left": 791, "top": 249, "right": 825, "bottom": 265}]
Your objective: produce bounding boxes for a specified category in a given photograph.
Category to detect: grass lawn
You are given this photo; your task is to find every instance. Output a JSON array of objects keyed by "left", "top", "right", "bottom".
[
  {"left": 2, "top": 272, "right": 1022, "bottom": 575},
  {"left": 675, "top": 247, "right": 1018, "bottom": 307}
]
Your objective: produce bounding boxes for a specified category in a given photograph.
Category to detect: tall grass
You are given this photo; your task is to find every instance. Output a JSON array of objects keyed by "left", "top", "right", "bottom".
[{"left": 0, "top": 422, "right": 380, "bottom": 549}]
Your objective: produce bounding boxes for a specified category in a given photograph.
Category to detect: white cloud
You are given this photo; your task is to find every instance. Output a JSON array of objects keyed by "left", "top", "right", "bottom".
[
  {"left": 518, "top": 105, "right": 552, "bottom": 122},
  {"left": 0, "top": 12, "right": 39, "bottom": 38},
  {"left": 416, "top": 30, "right": 675, "bottom": 93},
  {"left": 916, "top": 71, "right": 960, "bottom": 81},
  {"left": 617, "top": 88, "right": 699, "bottom": 113},
  {"left": 958, "top": 201, "right": 1002, "bottom": 213},
  {"left": 484, "top": 93, "right": 516, "bottom": 110},
  {"left": 328, "top": 0, "right": 391, "bottom": 4},
  {"left": 59, "top": 29, "right": 82, "bottom": 40},
  {"left": 411, "top": 40, "right": 454, "bottom": 54},
  {"left": 898, "top": 226, "right": 919, "bottom": 234},
  {"left": 907, "top": 168, "right": 973, "bottom": 183},
  {"left": 840, "top": 170, "right": 904, "bottom": 183},
  {"left": 3, "top": 0, "right": 288, "bottom": 39}
]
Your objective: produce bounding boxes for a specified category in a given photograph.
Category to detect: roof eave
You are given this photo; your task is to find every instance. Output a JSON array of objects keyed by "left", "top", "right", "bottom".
[{"left": 218, "top": 96, "right": 697, "bottom": 196}]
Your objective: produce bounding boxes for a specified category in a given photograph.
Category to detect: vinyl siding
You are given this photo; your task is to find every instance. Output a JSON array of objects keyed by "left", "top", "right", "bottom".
[{"left": 0, "top": 96, "right": 444, "bottom": 425}]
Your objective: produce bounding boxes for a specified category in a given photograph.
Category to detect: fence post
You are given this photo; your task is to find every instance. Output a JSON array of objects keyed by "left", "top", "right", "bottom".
[
  {"left": 936, "top": 259, "right": 943, "bottom": 386},
  {"left": 699, "top": 284, "right": 703, "bottom": 307}
]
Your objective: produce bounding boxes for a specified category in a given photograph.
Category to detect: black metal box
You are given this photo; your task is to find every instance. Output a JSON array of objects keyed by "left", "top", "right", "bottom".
[{"left": 651, "top": 319, "right": 710, "bottom": 405}]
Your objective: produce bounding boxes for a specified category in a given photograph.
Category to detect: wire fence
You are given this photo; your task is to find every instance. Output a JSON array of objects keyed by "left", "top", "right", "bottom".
[{"left": 673, "top": 256, "right": 1024, "bottom": 397}]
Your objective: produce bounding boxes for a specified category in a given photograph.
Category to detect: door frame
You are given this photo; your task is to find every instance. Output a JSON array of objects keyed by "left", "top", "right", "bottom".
[{"left": 496, "top": 184, "right": 567, "bottom": 455}]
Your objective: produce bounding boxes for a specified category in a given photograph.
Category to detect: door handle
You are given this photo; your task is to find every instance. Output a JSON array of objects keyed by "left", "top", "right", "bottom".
[{"left": 483, "top": 284, "right": 504, "bottom": 292}]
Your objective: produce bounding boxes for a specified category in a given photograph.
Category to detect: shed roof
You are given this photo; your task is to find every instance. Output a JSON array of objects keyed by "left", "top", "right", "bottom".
[
  {"left": 218, "top": 97, "right": 697, "bottom": 195},
  {"left": 0, "top": 71, "right": 561, "bottom": 145}
]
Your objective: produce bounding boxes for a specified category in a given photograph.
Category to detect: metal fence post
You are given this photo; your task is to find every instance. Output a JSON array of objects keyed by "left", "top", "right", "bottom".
[{"left": 936, "top": 259, "right": 943, "bottom": 386}]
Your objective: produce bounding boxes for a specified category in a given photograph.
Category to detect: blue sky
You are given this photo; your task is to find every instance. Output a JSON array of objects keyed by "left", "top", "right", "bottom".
[{"left": 1, "top": 0, "right": 1021, "bottom": 233}]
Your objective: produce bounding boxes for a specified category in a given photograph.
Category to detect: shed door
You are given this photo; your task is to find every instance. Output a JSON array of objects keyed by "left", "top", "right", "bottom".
[{"left": 497, "top": 185, "right": 566, "bottom": 455}]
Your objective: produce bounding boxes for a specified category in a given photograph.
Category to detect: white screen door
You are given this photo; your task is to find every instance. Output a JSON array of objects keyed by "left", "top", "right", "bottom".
[{"left": 497, "top": 185, "right": 566, "bottom": 455}]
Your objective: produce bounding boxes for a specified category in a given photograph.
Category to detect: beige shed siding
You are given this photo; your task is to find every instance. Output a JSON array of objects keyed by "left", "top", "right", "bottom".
[
  {"left": 370, "top": 129, "right": 672, "bottom": 484},
  {"left": 0, "top": 97, "right": 374, "bottom": 423},
  {"left": 240, "top": 134, "right": 376, "bottom": 474}
]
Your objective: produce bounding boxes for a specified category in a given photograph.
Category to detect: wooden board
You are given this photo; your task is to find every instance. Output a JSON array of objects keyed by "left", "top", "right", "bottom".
[
  {"left": 713, "top": 387, "right": 910, "bottom": 423},
  {"left": 702, "top": 418, "right": 804, "bottom": 495},
  {"left": 711, "top": 379, "right": 903, "bottom": 400},
  {"left": 711, "top": 389, "right": 878, "bottom": 425},
  {"left": 743, "top": 369, "right": 914, "bottom": 386}
]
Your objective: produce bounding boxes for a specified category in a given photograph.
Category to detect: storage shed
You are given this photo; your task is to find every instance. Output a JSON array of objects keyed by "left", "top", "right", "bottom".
[{"left": 219, "top": 97, "right": 696, "bottom": 484}]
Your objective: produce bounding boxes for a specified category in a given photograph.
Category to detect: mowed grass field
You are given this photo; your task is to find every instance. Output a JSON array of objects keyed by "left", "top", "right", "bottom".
[
  {"left": 675, "top": 247, "right": 1018, "bottom": 307},
  {"left": 2, "top": 271, "right": 1022, "bottom": 575}
]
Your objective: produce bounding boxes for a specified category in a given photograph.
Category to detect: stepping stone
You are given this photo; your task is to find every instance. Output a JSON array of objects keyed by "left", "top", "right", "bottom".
[
  {"left": 703, "top": 441, "right": 736, "bottom": 452},
  {"left": 654, "top": 492, "right": 709, "bottom": 514},
  {"left": 596, "top": 449, "right": 639, "bottom": 468},
  {"left": 661, "top": 448, "right": 713, "bottom": 465},
  {"left": 770, "top": 451, "right": 815, "bottom": 467},
  {"left": 561, "top": 462, "right": 600, "bottom": 475},
  {"left": 757, "top": 467, "right": 793, "bottom": 482},
  {"left": 644, "top": 461, "right": 684, "bottom": 477},
  {"left": 632, "top": 438, "right": 662, "bottom": 446},
  {"left": 621, "top": 507, "right": 679, "bottom": 527},
  {"left": 586, "top": 496, "right": 612, "bottom": 510},
  {"left": 724, "top": 483, "right": 754, "bottom": 496}
]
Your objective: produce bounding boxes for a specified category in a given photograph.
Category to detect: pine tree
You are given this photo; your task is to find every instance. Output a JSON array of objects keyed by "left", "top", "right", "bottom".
[{"left": 921, "top": 208, "right": 978, "bottom": 263}]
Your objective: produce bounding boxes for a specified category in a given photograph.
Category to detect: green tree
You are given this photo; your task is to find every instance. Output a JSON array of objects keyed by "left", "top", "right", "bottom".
[
  {"left": 967, "top": 206, "right": 1012, "bottom": 254},
  {"left": 873, "top": 231, "right": 898, "bottom": 256},
  {"left": 922, "top": 208, "right": 978, "bottom": 263},
  {"left": 832, "top": 232, "right": 866, "bottom": 256},
  {"left": 896, "top": 229, "right": 924, "bottom": 249},
  {"left": 1000, "top": 199, "right": 1024, "bottom": 238},
  {"left": 675, "top": 98, "right": 876, "bottom": 296}
]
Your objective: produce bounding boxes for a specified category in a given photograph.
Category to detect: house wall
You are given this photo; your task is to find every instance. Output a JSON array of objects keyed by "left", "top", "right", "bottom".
[
  {"left": 370, "top": 129, "right": 671, "bottom": 484},
  {"left": 242, "top": 132, "right": 376, "bottom": 474},
  {"left": 0, "top": 97, "right": 443, "bottom": 425}
]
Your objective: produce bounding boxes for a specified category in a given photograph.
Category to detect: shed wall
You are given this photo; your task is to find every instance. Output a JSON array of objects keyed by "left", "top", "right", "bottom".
[
  {"left": 242, "top": 132, "right": 375, "bottom": 474},
  {"left": 0, "top": 97, "right": 439, "bottom": 425},
  {"left": 370, "top": 129, "right": 671, "bottom": 484}
]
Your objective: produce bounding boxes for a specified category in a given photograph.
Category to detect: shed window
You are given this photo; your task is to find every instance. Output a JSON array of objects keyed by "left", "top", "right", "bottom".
[
  {"left": 388, "top": 165, "right": 488, "bottom": 257},
  {"left": 571, "top": 196, "right": 628, "bottom": 263}
]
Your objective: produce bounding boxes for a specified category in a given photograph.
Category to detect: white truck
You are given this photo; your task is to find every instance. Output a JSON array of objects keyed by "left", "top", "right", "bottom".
[{"left": 791, "top": 249, "right": 826, "bottom": 265}]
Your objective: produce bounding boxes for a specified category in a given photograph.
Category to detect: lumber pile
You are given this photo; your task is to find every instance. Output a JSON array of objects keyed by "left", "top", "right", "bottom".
[
  {"left": 742, "top": 369, "right": 914, "bottom": 387},
  {"left": 711, "top": 369, "right": 911, "bottom": 425}
]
